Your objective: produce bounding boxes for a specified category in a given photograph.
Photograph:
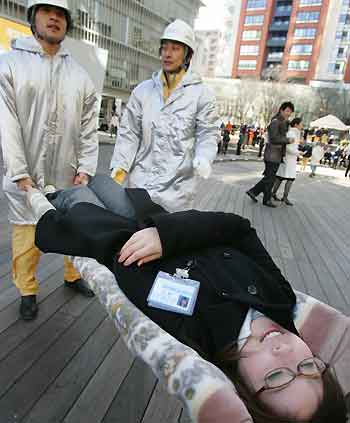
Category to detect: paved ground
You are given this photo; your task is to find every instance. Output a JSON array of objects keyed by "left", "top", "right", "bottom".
[{"left": 0, "top": 144, "right": 349, "bottom": 422}]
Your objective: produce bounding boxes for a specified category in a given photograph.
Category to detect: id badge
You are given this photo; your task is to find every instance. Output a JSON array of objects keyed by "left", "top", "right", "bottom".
[{"left": 147, "top": 271, "right": 200, "bottom": 316}]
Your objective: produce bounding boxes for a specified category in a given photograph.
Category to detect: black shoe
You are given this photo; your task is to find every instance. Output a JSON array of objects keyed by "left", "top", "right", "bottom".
[
  {"left": 263, "top": 200, "right": 277, "bottom": 208},
  {"left": 246, "top": 190, "right": 258, "bottom": 203},
  {"left": 64, "top": 279, "right": 95, "bottom": 297},
  {"left": 283, "top": 198, "right": 293, "bottom": 206},
  {"left": 20, "top": 295, "right": 38, "bottom": 321}
]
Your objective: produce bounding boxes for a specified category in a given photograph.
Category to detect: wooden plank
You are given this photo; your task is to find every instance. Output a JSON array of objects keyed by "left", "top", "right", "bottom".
[
  {"left": 102, "top": 358, "right": 157, "bottom": 423},
  {"left": 0, "top": 294, "right": 95, "bottom": 398},
  {"left": 0, "top": 264, "right": 66, "bottom": 334},
  {"left": 0, "top": 285, "right": 76, "bottom": 361},
  {"left": 141, "top": 381, "right": 182, "bottom": 423},
  {"left": 63, "top": 338, "right": 134, "bottom": 423},
  {"left": 0, "top": 300, "right": 106, "bottom": 423},
  {"left": 23, "top": 317, "right": 119, "bottom": 423}
]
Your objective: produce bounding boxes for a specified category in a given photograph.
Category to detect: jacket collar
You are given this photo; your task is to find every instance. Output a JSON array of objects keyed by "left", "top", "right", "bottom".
[
  {"left": 12, "top": 36, "right": 70, "bottom": 57},
  {"left": 152, "top": 66, "right": 202, "bottom": 108}
]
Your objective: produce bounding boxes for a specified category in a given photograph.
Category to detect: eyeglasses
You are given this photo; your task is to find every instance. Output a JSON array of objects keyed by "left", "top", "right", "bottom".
[{"left": 255, "top": 357, "right": 327, "bottom": 397}]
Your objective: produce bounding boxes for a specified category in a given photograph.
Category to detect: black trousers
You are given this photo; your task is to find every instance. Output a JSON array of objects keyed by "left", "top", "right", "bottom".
[{"left": 250, "top": 161, "right": 280, "bottom": 202}]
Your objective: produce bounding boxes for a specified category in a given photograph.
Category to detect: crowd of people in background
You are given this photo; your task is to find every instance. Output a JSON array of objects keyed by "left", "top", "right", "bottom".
[{"left": 219, "top": 118, "right": 350, "bottom": 183}]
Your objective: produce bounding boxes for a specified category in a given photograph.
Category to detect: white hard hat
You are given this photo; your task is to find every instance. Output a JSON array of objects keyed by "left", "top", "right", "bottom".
[
  {"left": 27, "top": 0, "right": 70, "bottom": 12},
  {"left": 161, "top": 19, "right": 196, "bottom": 53},
  {"left": 27, "top": 0, "right": 72, "bottom": 29}
]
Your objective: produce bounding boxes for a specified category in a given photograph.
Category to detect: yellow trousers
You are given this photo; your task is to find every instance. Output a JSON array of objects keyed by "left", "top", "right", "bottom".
[{"left": 12, "top": 224, "right": 81, "bottom": 296}]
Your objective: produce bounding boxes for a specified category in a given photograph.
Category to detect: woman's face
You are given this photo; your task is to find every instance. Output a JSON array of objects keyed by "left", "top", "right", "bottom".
[{"left": 238, "top": 319, "right": 324, "bottom": 421}]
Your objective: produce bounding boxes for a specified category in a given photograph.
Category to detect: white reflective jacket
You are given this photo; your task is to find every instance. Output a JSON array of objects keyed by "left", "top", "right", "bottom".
[
  {"left": 110, "top": 69, "right": 219, "bottom": 211},
  {"left": 0, "top": 36, "right": 99, "bottom": 224}
]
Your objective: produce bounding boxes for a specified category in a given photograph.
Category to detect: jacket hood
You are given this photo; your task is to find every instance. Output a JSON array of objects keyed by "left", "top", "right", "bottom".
[
  {"left": 152, "top": 66, "right": 202, "bottom": 90},
  {"left": 12, "top": 36, "right": 69, "bottom": 57}
]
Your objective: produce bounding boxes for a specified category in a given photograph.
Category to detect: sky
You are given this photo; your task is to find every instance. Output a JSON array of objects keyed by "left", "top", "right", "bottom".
[{"left": 194, "top": 0, "right": 226, "bottom": 30}]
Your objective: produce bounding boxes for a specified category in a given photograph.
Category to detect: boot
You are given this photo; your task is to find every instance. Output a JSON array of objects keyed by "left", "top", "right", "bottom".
[
  {"left": 272, "top": 179, "right": 282, "bottom": 201},
  {"left": 282, "top": 181, "right": 294, "bottom": 206},
  {"left": 20, "top": 295, "right": 38, "bottom": 321}
]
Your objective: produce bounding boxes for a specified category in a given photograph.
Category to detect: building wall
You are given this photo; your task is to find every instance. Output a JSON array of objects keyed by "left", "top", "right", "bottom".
[
  {"left": 232, "top": 0, "right": 276, "bottom": 79},
  {"left": 0, "top": 0, "right": 202, "bottom": 102},
  {"left": 232, "top": 0, "right": 350, "bottom": 85},
  {"left": 215, "top": 0, "right": 242, "bottom": 78},
  {"left": 195, "top": 29, "right": 221, "bottom": 77},
  {"left": 282, "top": 0, "right": 329, "bottom": 84}
]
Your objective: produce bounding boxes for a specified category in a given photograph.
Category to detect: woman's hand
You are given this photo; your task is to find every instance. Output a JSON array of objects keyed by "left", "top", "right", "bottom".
[{"left": 118, "top": 227, "right": 163, "bottom": 266}]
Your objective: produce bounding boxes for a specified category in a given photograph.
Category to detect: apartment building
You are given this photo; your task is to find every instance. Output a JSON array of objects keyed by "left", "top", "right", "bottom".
[
  {"left": 216, "top": 0, "right": 242, "bottom": 78},
  {"left": 0, "top": 0, "right": 202, "bottom": 118},
  {"left": 232, "top": 0, "right": 350, "bottom": 85},
  {"left": 195, "top": 29, "right": 221, "bottom": 77}
]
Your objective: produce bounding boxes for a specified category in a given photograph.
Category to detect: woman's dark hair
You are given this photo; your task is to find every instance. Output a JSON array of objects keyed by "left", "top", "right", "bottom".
[
  {"left": 214, "top": 345, "right": 348, "bottom": 423},
  {"left": 291, "top": 117, "right": 303, "bottom": 128},
  {"left": 279, "top": 102, "right": 295, "bottom": 112}
]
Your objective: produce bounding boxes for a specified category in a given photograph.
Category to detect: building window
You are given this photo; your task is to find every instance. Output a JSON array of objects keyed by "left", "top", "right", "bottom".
[
  {"left": 328, "top": 62, "right": 344, "bottom": 74},
  {"left": 339, "top": 14, "right": 350, "bottom": 25},
  {"left": 240, "top": 44, "right": 259, "bottom": 55},
  {"left": 242, "top": 30, "right": 262, "bottom": 40},
  {"left": 290, "top": 44, "right": 313, "bottom": 55},
  {"left": 337, "top": 46, "right": 348, "bottom": 58},
  {"left": 296, "top": 12, "right": 320, "bottom": 23},
  {"left": 244, "top": 15, "right": 264, "bottom": 26},
  {"left": 238, "top": 60, "right": 257, "bottom": 69},
  {"left": 246, "top": 0, "right": 266, "bottom": 9},
  {"left": 288, "top": 60, "right": 310, "bottom": 70},
  {"left": 294, "top": 28, "right": 317, "bottom": 39},
  {"left": 299, "top": 0, "right": 322, "bottom": 6}
]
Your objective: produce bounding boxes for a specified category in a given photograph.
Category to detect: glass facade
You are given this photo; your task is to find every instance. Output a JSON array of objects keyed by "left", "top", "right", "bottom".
[
  {"left": 288, "top": 60, "right": 310, "bottom": 70},
  {"left": 0, "top": 0, "right": 201, "bottom": 94},
  {"left": 294, "top": 28, "right": 317, "bottom": 39},
  {"left": 244, "top": 14, "right": 264, "bottom": 25}
]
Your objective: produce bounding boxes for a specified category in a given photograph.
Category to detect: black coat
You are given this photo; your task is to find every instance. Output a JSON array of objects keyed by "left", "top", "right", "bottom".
[{"left": 36, "top": 188, "right": 298, "bottom": 359}]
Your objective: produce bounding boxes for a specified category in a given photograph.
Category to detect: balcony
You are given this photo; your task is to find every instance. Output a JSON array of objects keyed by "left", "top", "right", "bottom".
[
  {"left": 269, "top": 22, "right": 290, "bottom": 31},
  {"left": 274, "top": 6, "right": 292, "bottom": 17},
  {"left": 267, "top": 37, "right": 286, "bottom": 47},
  {"left": 266, "top": 52, "right": 284, "bottom": 62}
]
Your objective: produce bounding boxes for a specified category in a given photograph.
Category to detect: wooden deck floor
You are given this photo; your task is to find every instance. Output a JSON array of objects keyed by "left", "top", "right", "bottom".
[{"left": 1, "top": 146, "right": 350, "bottom": 422}]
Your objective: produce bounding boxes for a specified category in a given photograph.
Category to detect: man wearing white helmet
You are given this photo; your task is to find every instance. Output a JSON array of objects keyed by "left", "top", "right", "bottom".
[
  {"left": 0, "top": 0, "right": 99, "bottom": 320},
  {"left": 110, "top": 19, "right": 219, "bottom": 212}
]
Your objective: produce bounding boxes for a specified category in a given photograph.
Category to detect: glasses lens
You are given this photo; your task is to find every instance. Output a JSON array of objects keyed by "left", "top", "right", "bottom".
[
  {"left": 300, "top": 357, "right": 325, "bottom": 375},
  {"left": 266, "top": 368, "right": 294, "bottom": 388}
]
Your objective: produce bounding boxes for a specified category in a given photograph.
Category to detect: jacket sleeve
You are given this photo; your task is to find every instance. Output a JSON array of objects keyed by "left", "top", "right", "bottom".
[
  {"left": 0, "top": 56, "right": 30, "bottom": 181},
  {"left": 267, "top": 118, "right": 290, "bottom": 146},
  {"left": 147, "top": 210, "right": 294, "bottom": 300},
  {"left": 76, "top": 76, "right": 99, "bottom": 176},
  {"left": 146, "top": 210, "right": 252, "bottom": 257},
  {"left": 194, "top": 85, "right": 220, "bottom": 163},
  {"left": 109, "top": 87, "right": 143, "bottom": 172}
]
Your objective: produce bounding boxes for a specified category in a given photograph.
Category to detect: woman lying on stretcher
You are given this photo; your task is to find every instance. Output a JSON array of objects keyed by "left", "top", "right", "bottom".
[{"left": 26, "top": 175, "right": 347, "bottom": 422}]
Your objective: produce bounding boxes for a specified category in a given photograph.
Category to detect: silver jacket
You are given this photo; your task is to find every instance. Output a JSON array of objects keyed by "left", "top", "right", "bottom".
[
  {"left": 110, "top": 69, "right": 219, "bottom": 211},
  {"left": 0, "top": 36, "right": 99, "bottom": 224}
]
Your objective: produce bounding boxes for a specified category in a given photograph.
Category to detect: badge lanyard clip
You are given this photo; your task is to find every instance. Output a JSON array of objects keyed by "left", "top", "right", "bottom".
[{"left": 174, "top": 259, "right": 196, "bottom": 280}]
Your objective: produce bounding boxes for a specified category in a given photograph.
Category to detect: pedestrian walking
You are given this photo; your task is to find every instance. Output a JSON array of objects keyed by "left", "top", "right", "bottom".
[
  {"left": 272, "top": 118, "right": 302, "bottom": 206},
  {"left": 222, "top": 129, "right": 230, "bottom": 155},
  {"left": 309, "top": 142, "right": 324, "bottom": 177},
  {"left": 246, "top": 102, "right": 294, "bottom": 207},
  {"left": 300, "top": 141, "right": 312, "bottom": 171},
  {"left": 109, "top": 113, "right": 119, "bottom": 138},
  {"left": 0, "top": 0, "right": 98, "bottom": 320},
  {"left": 257, "top": 128, "right": 265, "bottom": 157},
  {"left": 344, "top": 144, "right": 350, "bottom": 177},
  {"left": 110, "top": 19, "right": 219, "bottom": 212}
]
